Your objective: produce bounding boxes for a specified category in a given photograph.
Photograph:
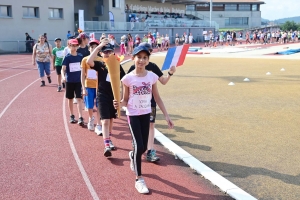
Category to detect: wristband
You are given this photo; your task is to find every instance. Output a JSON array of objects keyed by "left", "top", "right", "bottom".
[{"left": 168, "top": 71, "right": 173, "bottom": 76}]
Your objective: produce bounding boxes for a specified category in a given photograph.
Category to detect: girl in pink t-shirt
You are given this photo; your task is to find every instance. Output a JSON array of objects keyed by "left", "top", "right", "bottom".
[{"left": 114, "top": 46, "right": 173, "bottom": 194}]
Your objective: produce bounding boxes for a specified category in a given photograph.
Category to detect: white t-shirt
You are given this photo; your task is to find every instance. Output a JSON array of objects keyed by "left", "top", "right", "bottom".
[
  {"left": 121, "top": 71, "right": 158, "bottom": 116},
  {"left": 63, "top": 47, "right": 70, "bottom": 57},
  {"left": 189, "top": 35, "right": 193, "bottom": 43}
]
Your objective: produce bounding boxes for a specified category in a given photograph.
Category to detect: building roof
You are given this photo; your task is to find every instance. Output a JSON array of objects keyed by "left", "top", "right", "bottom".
[{"left": 140, "top": 0, "right": 265, "bottom": 5}]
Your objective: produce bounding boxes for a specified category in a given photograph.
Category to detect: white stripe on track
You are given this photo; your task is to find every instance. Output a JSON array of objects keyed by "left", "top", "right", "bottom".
[
  {"left": 0, "top": 64, "right": 32, "bottom": 72},
  {"left": 0, "top": 78, "right": 40, "bottom": 119},
  {"left": 0, "top": 69, "right": 33, "bottom": 82},
  {"left": 62, "top": 97, "right": 100, "bottom": 200}
]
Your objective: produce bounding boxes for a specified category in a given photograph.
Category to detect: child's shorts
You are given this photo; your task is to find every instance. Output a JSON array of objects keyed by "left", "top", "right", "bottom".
[{"left": 84, "top": 87, "right": 97, "bottom": 109}]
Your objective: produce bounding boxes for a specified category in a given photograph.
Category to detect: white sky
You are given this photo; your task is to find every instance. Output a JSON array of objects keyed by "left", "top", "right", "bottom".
[{"left": 260, "top": 0, "right": 299, "bottom": 20}]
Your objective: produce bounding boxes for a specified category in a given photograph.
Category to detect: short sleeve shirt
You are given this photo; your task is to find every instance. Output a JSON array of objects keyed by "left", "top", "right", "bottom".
[
  {"left": 77, "top": 46, "right": 90, "bottom": 58},
  {"left": 52, "top": 46, "right": 65, "bottom": 66},
  {"left": 91, "top": 61, "right": 126, "bottom": 99},
  {"left": 128, "top": 62, "right": 163, "bottom": 107},
  {"left": 122, "top": 71, "right": 158, "bottom": 116},
  {"left": 81, "top": 56, "right": 102, "bottom": 88},
  {"left": 62, "top": 53, "right": 83, "bottom": 83}
]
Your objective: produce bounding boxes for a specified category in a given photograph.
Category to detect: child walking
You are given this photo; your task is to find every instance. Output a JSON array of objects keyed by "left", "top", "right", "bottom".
[
  {"left": 52, "top": 38, "right": 65, "bottom": 92},
  {"left": 114, "top": 46, "right": 174, "bottom": 194},
  {"left": 87, "top": 42, "right": 126, "bottom": 157},
  {"left": 81, "top": 39, "right": 103, "bottom": 134},
  {"left": 61, "top": 39, "right": 84, "bottom": 125}
]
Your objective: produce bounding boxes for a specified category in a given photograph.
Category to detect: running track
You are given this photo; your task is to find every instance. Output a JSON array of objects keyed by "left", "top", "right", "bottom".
[{"left": 0, "top": 54, "right": 232, "bottom": 199}]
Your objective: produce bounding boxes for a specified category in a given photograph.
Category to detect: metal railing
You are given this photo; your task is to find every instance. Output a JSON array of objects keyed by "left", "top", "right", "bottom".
[
  {"left": 80, "top": 19, "right": 218, "bottom": 31},
  {"left": 82, "top": 21, "right": 149, "bottom": 32},
  {"left": 0, "top": 40, "right": 68, "bottom": 54},
  {"left": 185, "top": 11, "right": 210, "bottom": 21}
]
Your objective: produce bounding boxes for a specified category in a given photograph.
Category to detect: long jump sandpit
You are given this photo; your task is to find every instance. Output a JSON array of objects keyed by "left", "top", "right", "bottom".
[{"left": 123, "top": 57, "right": 300, "bottom": 200}]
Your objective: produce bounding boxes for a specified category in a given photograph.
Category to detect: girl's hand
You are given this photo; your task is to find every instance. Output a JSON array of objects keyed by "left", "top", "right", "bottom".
[
  {"left": 169, "top": 65, "right": 176, "bottom": 74},
  {"left": 32, "top": 61, "right": 36, "bottom": 66},
  {"left": 165, "top": 116, "right": 174, "bottom": 129}
]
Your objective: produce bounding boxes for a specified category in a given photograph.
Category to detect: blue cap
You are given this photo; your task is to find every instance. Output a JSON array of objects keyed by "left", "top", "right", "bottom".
[
  {"left": 138, "top": 42, "right": 152, "bottom": 50},
  {"left": 100, "top": 43, "right": 114, "bottom": 52},
  {"left": 132, "top": 46, "right": 150, "bottom": 56}
]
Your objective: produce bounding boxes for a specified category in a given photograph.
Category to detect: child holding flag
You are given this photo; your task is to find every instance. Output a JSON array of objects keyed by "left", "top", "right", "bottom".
[
  {"left": 127, "top": 42, "right": 176, "bottom": 163},
  {"left": 114, "top": 46, "right": 174, "bottom": 194}
]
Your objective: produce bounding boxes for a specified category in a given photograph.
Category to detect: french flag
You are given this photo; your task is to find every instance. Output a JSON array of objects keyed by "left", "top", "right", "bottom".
[{"left": 161, "top": 44, "right": 190, "bottom": 71}]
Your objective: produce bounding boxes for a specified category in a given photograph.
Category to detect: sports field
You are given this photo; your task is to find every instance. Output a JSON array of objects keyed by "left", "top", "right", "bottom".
[{"left": 123, "top": 56, "right": 300, "bottom": 200}]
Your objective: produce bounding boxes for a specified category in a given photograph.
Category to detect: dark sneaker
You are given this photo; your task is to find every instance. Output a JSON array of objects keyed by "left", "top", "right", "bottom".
[
  {"left": 146, "top": 149, "right": 160, "bottom": 162},
  {"left": 40, "top": 81, "right": 45, "bottom": 87},
  {"left": 109, "top": 140, "right": 116, "bottom": 150},
  {"left": 70, "top": 115, "right": 76, "bottom": 123},
  {"left": 62, "top": 82, "right": 65, "bottom": 88},
  {"left": 78, "top": 117, "right": 84, "bottom": 126},
  {"left": 57, "top": 86, "right": 62, "bottom": 92},
  {"left": 104, "top": 147, "right": 112, "bottom": 157},
  {"left": 47, "top": 76, "right": 52, "bottom": 83}
]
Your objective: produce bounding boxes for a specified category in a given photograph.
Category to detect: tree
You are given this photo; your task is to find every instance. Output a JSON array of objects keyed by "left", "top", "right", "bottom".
[{"left": 280, "top": 21, "right": 299, "bottom": 31}]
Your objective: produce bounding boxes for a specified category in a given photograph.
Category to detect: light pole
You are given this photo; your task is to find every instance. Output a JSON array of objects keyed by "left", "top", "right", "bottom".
[{"left": 210, "top": 0, "right": 212, "bottom": 27}]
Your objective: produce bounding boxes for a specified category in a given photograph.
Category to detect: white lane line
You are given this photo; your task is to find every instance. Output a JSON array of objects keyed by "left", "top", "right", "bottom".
[
  {"left": 0, "top": 64, "right": 32, "bottom": 72},
  {"left": 0, "top": 69, "right": 34, "bottom": 82},
  {"left": 0, "top": 78, "right": 40, "bottom": 119},
  {"left": 62, "top": 97, "right": 100, "bottom": 200}
]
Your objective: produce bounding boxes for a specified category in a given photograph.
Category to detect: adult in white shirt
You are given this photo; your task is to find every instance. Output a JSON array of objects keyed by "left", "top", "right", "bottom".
[{"left": 188, "top": 33, "right": 193, "bottom": 46}]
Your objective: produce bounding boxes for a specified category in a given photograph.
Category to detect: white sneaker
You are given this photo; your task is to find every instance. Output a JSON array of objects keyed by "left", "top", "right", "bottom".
[
  {"left": 129, "top": 151, "right": 134, "bottom": 171},
  {"left": 73, "top": 98, "right": 77, "bottom": 104},
  {"left": 94, "top": 124, "right": 102, "bottom": 136},
  {"left": 87, "top": 117, "right": 95, "bottom": 131},
  {"left": 135, "top": 178, "right": 149, "bottom": 194}
]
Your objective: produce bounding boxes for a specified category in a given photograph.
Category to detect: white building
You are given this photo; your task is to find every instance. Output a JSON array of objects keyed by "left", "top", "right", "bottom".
[{"left": 0, "top": 0, "right": 264, "bottom": 42}]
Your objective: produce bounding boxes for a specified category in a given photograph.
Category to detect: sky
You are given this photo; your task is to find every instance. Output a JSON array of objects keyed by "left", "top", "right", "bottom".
[{"left": 260, "top": 0, "right": 299, "bottom": 20}]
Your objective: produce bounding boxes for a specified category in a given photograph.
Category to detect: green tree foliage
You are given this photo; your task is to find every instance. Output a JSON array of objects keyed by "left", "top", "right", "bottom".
[{"left": 280, "top": 21, "right": 299, "bottom": 31}]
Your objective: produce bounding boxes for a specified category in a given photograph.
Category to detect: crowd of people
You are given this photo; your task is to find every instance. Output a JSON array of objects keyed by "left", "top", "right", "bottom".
[
  {"left": 202, "top": 29, "right": 300, "bottom": 48},
  {"left": 31, "top": 31, "right": 176, "bottom": 194}
]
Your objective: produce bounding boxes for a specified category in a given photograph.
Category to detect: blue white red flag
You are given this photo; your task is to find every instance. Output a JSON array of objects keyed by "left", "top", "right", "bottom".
[{"left": 161, "top": 44, "right": 190, "bottom": 71}]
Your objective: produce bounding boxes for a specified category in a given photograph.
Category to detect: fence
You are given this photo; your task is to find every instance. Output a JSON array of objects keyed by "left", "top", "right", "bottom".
[{"left": 0, "top": 40, "right": 69, "bottom": 54}]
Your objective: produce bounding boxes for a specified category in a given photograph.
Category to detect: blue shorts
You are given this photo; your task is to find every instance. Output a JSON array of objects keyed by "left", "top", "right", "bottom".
[
  {"left": 36, "top": 61, "right": 50, "bottom": 77},
  {"left": 84, "top": 88, "right": 97, "bottom": 109}
]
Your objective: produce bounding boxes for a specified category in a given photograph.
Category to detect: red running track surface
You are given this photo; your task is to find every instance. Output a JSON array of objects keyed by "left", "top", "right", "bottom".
[{"left": 0, "top": 54, "right": 232, "bottom": 200}]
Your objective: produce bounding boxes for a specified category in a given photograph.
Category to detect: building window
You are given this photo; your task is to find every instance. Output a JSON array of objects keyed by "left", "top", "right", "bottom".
[
  {"left": 213, "top": 4, "right": 224, "bottom": 11},
  {"left": 239, "top": 4, "right": 251, "bottom": 11},
  {"left": 49, "top": 8, "right": 63, "bottom": 19},
  {"left": 196, "top": 3, "right": 210, "bottom": 11},
  {"left": 112, "top": 0, "right": 120, "bottom": 8},
  {"left": 225, "top": 17, "right": 248, "bottom": 26},
  {"left": 0, "top": 5, "right": 12, "bottom": 17},
  {"left": 186, "top": 5, "right": 195, "bottom": 11},
  {"left": 252, "top": 4, "right": 258, "bottom": 11},
  {"left": 225, "top": 4, "right": 237, "bottom": 11},
  {"left": 23, "top": 7, "right": 39, "bottom": 18}
]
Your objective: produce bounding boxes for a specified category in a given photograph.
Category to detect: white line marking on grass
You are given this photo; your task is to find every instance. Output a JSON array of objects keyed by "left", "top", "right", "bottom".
[
  {"left": 154, "top": 129, "right": 257, "bottom": 200},
  {"left": 62, "top": 97, "right": 100, "bottom": 200}
]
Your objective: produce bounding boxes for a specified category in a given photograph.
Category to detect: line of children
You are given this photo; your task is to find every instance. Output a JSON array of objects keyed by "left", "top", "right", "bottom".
[{"left": 53, "top": 35, "right": 175, "bottom": 194}]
